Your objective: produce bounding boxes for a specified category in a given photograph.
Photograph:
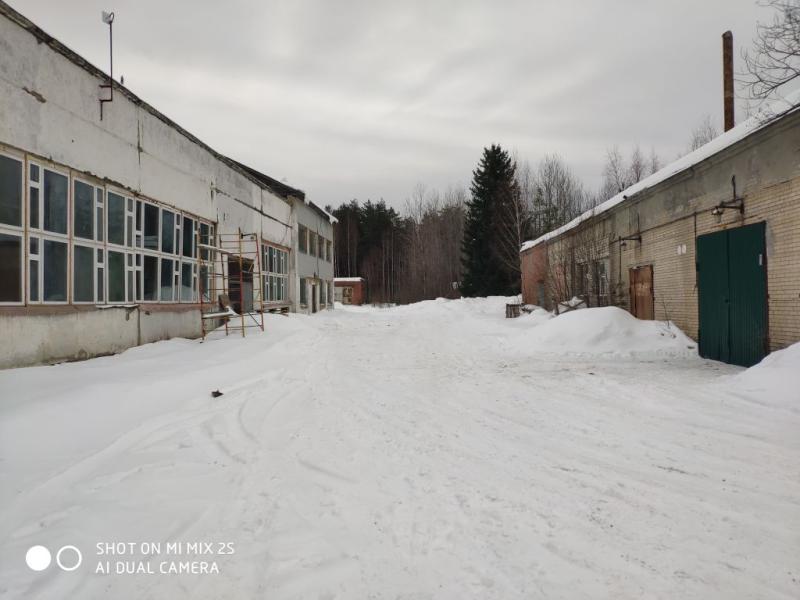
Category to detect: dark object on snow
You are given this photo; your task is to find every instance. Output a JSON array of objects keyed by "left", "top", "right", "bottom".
[
  {"left": 505, "top": 303, "right": 522, "bottom": 318},
  {"left": 211, "top": 390, "right": 223, "bottom": 398}
]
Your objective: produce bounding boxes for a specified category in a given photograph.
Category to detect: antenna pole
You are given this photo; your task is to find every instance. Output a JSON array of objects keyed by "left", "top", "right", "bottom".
[{"left": 99, "top": 11, "right": 115, "bottom": 120}]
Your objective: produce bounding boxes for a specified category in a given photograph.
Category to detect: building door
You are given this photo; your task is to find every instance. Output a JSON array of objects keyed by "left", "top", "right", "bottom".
[
  {"left": 629, "top": 265, "right": 654, "bottom": 320},
  {"left": 696, "top": 222, "right": 768, "bottom": 367},
  {"left": 311, "top": 282, "right": 318, "bottom": 313},
  {"left": 228, "top": 257, "right": 254, "bottom": 313}
]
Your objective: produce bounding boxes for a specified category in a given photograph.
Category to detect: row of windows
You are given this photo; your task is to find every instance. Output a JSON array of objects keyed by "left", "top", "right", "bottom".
[
  {"left": 0, "top": 152, "right": 212, "bottom": 305},
  {"left": 298, "top": 224, "right": 333, "bottom": 262},
  {"left": 261, "top": 245, "right": 289, "bottom": 303}
]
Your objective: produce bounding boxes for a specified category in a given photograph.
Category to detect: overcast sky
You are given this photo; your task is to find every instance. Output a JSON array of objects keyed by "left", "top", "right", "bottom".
[{"left": 9, "top": 0, "right": 781, "bottom": 210}]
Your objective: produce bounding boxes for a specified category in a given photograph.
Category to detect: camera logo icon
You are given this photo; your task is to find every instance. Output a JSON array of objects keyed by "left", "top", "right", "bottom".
[{"left": 26, "top": 545, "right": 82, "bottom": 572}]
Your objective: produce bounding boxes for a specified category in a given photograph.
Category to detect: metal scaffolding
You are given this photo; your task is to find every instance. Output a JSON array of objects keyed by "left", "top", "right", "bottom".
[{"left": 198, "top": 230, "right": 265, "bottom": 338}]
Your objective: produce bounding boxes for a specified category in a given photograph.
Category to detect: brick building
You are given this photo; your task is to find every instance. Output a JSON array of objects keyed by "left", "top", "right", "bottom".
[
  {"left": 334, "top": 277, "right": 367, "bottom": 305},
  {"left": 520, "top": 94, "right": 800, "bottom": 367}
]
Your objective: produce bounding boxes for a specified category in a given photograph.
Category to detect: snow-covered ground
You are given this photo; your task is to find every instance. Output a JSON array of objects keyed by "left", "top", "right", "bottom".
[{"left": 0, "top": 297, "right": 798, "bottom": 599}]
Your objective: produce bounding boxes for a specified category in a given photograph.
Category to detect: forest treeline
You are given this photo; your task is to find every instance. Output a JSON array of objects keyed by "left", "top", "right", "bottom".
[{"left": 329, "top": 117, "right": 722, "bottom": 304}]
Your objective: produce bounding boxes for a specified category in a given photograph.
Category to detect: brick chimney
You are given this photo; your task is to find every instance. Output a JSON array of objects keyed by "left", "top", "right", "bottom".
[{"left": 723, "top": 31, "right": 734, "bottom": 131}]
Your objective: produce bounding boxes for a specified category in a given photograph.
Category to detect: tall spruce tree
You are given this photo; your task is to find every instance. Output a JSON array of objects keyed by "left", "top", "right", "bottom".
[{"left": 461, "top": 144, "right": 518, "bottom": 296}]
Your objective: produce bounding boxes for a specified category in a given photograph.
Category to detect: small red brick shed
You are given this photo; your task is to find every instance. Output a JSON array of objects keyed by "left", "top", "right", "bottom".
[{"left": 334, "top": 277, "right": 367, "bottom": 305}]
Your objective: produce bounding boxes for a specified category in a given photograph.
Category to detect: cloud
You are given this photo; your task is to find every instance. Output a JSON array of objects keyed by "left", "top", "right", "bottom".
[{"left": 8, "top": 0, "right": 772, "bottom": 209}]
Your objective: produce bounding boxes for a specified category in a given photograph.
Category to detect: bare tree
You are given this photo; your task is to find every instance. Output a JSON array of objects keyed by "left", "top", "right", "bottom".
[
  {"left": 601, "top": 146, "right": 630, "bottom": 199},
  {"left": 688, "top": 115, "right": 718, "bottom": 152},
  {"left": 532, "top": 154, "right": 586, "bottom": 237},
  {"left": 742, "top": 0, "right": 800, "bottom": 99},
  {"left": 628, "top": 145, "right": 646, "bottom": 185},
  {"left": 648, "top": 147, "right": 661, "bottom": 175}
]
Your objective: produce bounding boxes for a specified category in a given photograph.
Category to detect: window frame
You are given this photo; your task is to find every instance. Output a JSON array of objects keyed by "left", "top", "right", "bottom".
[
  {"left": 261, "top": 242, "right": 289, "bottom": 303},
  {"left": 0, "top": 150, "right": 25, "bottom": 306},
  {"left": 30, "top": 163, "right": 70, "bottom": 305}
]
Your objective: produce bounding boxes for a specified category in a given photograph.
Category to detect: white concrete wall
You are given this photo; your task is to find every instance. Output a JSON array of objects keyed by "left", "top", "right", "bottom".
[
  {"left": 0, "top": 8, "right": 301, "bottom": 367},
  {"left": 293, "top": 200, "right": 334, "bottom": 314},
  {"left": 0, "top": 307, "right": 200, "bottom": 369}
]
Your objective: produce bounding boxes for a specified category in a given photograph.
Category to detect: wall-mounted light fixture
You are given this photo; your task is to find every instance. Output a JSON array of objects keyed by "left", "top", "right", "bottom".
[
  {"left": 711, "top": 175, "right": 745, "bottom": 222},
  {"left": 99, "top": 11, "right": 115, "bottom": 120},
  {"left": 618, "top": 234, "right": 642, "bottom": 249}
]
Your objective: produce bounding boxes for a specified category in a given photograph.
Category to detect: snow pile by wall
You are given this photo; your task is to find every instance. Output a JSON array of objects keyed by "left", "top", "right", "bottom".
[
  {"left": 730, "top": 342, "right": 800, "bottom": 410},
  {"left": 521, "top": 306, "right": 697, "bottom": 358}
]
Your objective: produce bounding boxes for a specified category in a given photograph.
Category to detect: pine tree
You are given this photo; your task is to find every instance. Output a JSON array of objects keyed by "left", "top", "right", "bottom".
[{"left": 461, "top": 144, "right": 519, "bottom": 297}]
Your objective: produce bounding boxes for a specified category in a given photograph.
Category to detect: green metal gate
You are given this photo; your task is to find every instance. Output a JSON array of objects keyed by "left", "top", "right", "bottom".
[{"left": 696, "top": 222, "right": 768, "bottom": 367}]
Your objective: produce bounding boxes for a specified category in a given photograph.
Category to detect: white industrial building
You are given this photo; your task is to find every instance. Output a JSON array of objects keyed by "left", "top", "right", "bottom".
[{"left": 0, "top": 2, "right": 335, "bottom": 368}]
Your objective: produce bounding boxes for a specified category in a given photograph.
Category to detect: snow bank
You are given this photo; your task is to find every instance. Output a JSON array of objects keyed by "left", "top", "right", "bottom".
[
  {"left": 519, "top": 306, "right": 697, "bottom": 358},
  {"left": 729, "top": 342, "right": 800, "bottom": 410}
]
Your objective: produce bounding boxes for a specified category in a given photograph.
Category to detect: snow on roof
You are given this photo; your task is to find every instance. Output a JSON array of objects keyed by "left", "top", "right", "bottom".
[
  {"left": 520, "top": 89, "right": 800, "bottom": 253},
  {"left": 334, "top": 277, "right": 365, "bottom": 283},
  {"left": 305, "top": 198, "right": 338, "bottom": 224}
]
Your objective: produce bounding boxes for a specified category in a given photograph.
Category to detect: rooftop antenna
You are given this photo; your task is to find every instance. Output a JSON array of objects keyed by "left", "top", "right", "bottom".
[{"left": 99, "top": 10, "right": 114, "bottom": 120}]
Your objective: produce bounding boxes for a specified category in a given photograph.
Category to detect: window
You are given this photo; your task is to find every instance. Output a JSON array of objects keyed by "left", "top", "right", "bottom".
[
  {"left": 96, "top": 188, "right": 104, "bottom": 242},
  {"left": 108, "top": 250, "right": 125, "bottom": 302},
  {"left": 199, "top": 222, "right": 210, "bottom": 258},
  {"left": 161, "top": 209, "right": 175, "bottom": 254},
  {"left": 317, "top": 236, "right": 324, "bottom": 259},
  {"left": 182, "top": 216, "right": 195, "bottom": 257},
  {"left": 43, "top": 239, "right": 67, "bottom": 301},
  {"left": 309, "top": 232, "right": 317, "bottom": 257},
  {"left": 160, "top": 258, "right": 174, "bottom": 301},
  {"left": 326, "top": 240, "right": 332, "bottom": 263},
  {"left": 43, "top": 170, "right": 68, "bottom": 234},
  {"left": 74, "top": 180, "right": 94, "bottom": 240},
  {"left": 73, "top": 244, "right": 95, "bottom": 302},
  {"left": 96, "top": 248, "right": 104, "bottom": 303},
  {"left": 144, "top": 203, "right": 159, "bottom": 250},
  {"left": 107, "top": 192, "right": 125, "bottom": 246},
  {"left": 143, "top": 255, "right": 159, "bottom": 301},
  {"left": 262, "top": 244, "right": 288, "bottom": 302},
  {"left": 180, "top": 262, "right": 195, "bottom": 301},
  {"left": 29, "top": 237, "right": 40, "bottom": 302},
  {"left": 298, "top": 225, "right": 308, "bottom": 253},
  {"left": 29, "top": 163, "right": 40, "bottom": 229},
  {"left": 0, "top": 154, "right": 22, "bottom": 227},
  {"left": 299, "top": 278, "right": 307, "bottom": 305},
  {"left": 0, "top": 152, "right": 213, "bottom": 306},
  {"left": 0, "top": 232, "right": 22, "bottom": 302}
]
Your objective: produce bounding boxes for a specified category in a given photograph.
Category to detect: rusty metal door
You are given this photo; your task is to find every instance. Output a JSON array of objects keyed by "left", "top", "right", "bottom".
[{"left": 629, "top": 265, "right": 654, "bottom": 320}]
